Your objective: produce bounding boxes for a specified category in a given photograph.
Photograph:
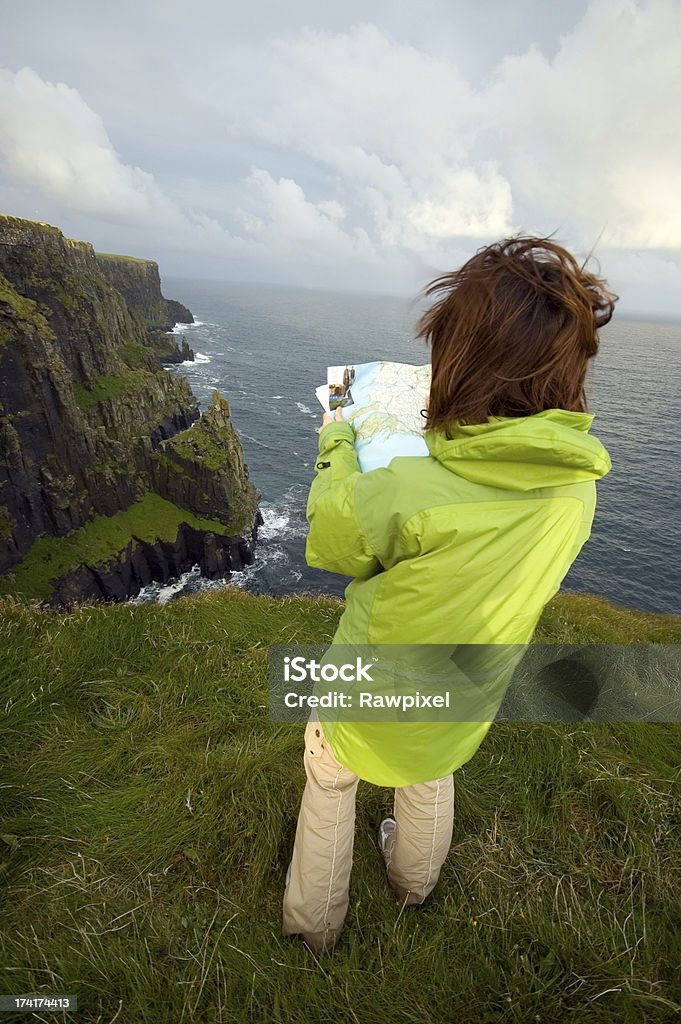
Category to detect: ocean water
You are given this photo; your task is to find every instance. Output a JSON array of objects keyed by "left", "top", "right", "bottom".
[{"left": 131, "top": 278, "right": 681, "bottom": 616}]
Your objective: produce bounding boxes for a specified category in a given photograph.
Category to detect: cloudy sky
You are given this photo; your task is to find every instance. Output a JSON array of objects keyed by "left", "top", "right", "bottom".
[{"left": 1, "top": 0, "right": 680, "bottom": 315}]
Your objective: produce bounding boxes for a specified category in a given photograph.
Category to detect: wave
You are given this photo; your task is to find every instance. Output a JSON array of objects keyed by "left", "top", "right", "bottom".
[
  {"left": 177, "top": 352, "right": 212, "bottom": 366},
  {"left": 295, "top": 401, "right": 316, "bottom": 416},
  {"left": 128, "top": 490, "right": 310, "bottom": 606},
  {"left": 171, "top": 320, "right": 205, "bottom": 333},
  {"left": 155, "top": 574, "right": 196, "bottom": 605},
  {"left": 260, "top": 489, "right": 308, "bottom": 535},
  {"left": 257, "top": 505, "right": 293, "bottom": 541},
  {"left": 130, "top": 565, "right": 231, "bottom": 606},
  {"left": 240, "top": 432, "right": 273, "bottom": 449}
]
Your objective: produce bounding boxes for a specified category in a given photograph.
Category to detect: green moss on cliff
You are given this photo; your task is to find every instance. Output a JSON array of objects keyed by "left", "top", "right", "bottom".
[
  {"left": 53, "top": 282, "right": 78, "bottom": 312},
  {"left": 168, "top": 425, "right": 231, "bottom": 470},
  {"left": 0, "top": 272, "right": 54, "bottom": 342},
  {"left": 0, "top": 492, "right": 236, "bottom": 601},
  {"left": 74, "top": 369, "right": 155, "bottom": 411},
  {"left": 166, "top": 391, "right": 240, "bottom": 472},
  {"left": 0, "top": 505, "right": 13, "bottom": 540},
  {"left": 157, "top": 391, "right": 258, "bottom": 535},
  {"left": 0, "top": 214, "right": 62, "bottom": 240},
  {"left": 151, "top": 451, "right": 185, "bottom": 475},
  {"left": 0, "top": 418, "right": 23, "bottom": 466},
  {"left": 120, "top": 342, "right": 158, "bottom": 370}
]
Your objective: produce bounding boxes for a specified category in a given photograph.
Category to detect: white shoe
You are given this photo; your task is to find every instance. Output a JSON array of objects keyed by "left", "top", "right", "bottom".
[{"left": 378, "top": 817, "right": 396, "bottom": 858}]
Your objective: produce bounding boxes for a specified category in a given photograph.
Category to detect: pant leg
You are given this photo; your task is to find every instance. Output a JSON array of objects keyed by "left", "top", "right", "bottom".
[
  {"left": 383, "top": 773, "right": 454, "bottom": 906},
  {"left": 282, "top": 715, "right": 359, "bottom": 953}
]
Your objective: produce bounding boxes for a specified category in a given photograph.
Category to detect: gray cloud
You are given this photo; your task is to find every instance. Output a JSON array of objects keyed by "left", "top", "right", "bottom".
[{"left": 0, "top": 0, "right": 679, "bottom": 312}]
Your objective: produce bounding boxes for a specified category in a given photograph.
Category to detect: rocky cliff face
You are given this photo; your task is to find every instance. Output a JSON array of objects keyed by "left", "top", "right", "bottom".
[
  {"left": 0, "top": 215, "right": 262, "bottom": 608},
  {"left": 95, "top": 252, "right": 196, "bottom": 364}
]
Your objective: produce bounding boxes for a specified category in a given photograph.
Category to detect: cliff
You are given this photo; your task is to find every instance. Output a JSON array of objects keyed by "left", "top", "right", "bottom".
[
  {"left": 95, "top": 251, "right": 196, "bottom": 364},
  {"left": 0, "top": 215, "right": 262, "bottom": 608}
]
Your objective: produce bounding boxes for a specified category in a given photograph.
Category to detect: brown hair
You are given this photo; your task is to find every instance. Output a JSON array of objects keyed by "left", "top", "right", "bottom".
[{"left": 415, "top": 235, "right": 618, "bottom": 437}]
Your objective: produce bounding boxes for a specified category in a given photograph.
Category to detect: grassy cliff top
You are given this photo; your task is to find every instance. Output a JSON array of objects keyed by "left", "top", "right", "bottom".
[
  {"left": 95, "top": 251, "right": 156, "bottom": 265},
  {"left": 0, "top": 588, "right": 679, "bottom": 1021},
  {"left": 0, "top": 215, "right": 154, "bottom": 263},
  {"left": 0, "top": 214, "right": 62, "bottom": 234}
]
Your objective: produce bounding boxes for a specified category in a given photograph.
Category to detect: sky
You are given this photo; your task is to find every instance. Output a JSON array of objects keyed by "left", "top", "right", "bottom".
[{"left": 1, "top": 0, "right": 680, "bottom": 316}]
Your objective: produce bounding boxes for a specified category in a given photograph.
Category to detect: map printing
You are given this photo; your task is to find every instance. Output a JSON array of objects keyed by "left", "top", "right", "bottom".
[{"left": 339, "top": 361, "right": 432, "bottom": 472}]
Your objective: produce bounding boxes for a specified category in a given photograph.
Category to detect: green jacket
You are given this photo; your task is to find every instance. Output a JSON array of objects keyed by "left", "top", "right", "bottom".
[{"left": 305, "top": 409, "right": 612, "bottom": 787}]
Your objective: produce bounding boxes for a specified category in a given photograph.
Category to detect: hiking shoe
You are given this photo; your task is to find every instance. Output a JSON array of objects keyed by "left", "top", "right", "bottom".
[{"left": 378, "top": 817, "right": 396, "bottom": 859}]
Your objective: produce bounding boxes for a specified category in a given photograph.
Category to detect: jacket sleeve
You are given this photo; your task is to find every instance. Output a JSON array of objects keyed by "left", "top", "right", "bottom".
[{"left": 305, "top": 420, "right": 383, "bottom": 579}]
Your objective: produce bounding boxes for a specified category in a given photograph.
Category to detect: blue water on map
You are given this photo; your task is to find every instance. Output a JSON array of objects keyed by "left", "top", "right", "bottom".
[{"left": 339, "top": 361, "right": 429, "bottom": 472}]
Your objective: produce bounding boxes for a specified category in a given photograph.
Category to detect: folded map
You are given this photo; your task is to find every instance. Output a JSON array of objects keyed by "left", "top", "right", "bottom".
[{"left": 316, "top": 361, "right": 432, "bottom": 472}]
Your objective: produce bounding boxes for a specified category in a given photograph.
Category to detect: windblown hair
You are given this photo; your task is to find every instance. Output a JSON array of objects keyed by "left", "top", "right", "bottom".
[{"left": 415, "top": 235, "right": 618, "bottom": 436}]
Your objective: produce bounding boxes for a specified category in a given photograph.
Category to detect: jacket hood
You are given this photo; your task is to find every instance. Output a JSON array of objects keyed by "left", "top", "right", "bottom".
[{"left": 424, "top": 408, "right": 611, "bottom": 491}]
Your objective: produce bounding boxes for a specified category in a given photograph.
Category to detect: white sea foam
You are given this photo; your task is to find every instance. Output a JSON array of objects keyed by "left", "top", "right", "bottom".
[
  {"left": 170, "top": 319, "right": 205, "bottom": 335},
  {"left": 127, "top": 492, "right": 308, "bottom": 605},
  {"left": 295, "top": 401, "right": 315, "bottom": 416},
  {"left": 176, "top": 352, "right": 211, "bottom": 366},
  {"left": 258, "top": 506, "right": 291, "bottom": 540},
  {"left": 156, "top": 574, "right": 195, "bottom": 604},
  {"left": 131, "top": 563, "right": 234, "bottom": 605}
]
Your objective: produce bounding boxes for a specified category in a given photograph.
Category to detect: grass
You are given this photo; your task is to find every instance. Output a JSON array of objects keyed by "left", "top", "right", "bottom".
[
  {"left": 0, "top": 272, "right": 55, "bottom": 343},
  {"left": 0, "top": 588, "right": 679, "bottom": 1023},
  {"left": 95, "top": 252, "right": 155, "bottom": 265},
  {"left": 0, "top": 493, "right": 237, "bottom": 602},
  {"left": 120, "top": 343, "right": 158, "bottom": 370},
  {"left": 74, "top": 370, "right": 154, "bottom": 411},
  {"left": 166, "top": 394, "right": 240, "bottom": 473}
]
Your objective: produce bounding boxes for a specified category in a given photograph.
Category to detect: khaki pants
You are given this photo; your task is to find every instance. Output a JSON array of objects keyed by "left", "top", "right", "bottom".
[{"left": 282, "top": 716, "right": 455, "bottom": 954}]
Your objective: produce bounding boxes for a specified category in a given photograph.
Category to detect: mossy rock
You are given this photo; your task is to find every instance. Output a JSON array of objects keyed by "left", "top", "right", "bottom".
[
  {"left": 74, "top": 370, "right": 156, "bottom": 411},
  {"left": 0, "top": 492, "right": 238, "bottom": 602},
  {"left": 0, "top": 505, "right": 13, "bottom": 540},
  {"left": 0, "top": 273, "right": 55, "bottom": 342}
]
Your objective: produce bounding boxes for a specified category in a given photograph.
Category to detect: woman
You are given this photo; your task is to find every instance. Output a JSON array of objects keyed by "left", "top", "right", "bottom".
[{"left": 282, "top": 235, "right": 617, "bottom": 954}]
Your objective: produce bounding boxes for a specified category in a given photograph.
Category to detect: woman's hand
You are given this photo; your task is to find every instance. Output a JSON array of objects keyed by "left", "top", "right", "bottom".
[{"left": 316, "top": 407, "right": 345, "bottom": 434}]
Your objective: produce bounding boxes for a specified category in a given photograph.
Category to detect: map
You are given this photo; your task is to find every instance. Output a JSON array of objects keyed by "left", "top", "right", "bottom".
[{"left": 336, "top": 361, "right": 432, "bottom": 473}]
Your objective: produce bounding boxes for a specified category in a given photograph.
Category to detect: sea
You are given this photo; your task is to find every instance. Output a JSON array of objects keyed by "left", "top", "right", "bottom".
[{"left": 130, "top": 277, "right": 681, "bottom": 617}]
